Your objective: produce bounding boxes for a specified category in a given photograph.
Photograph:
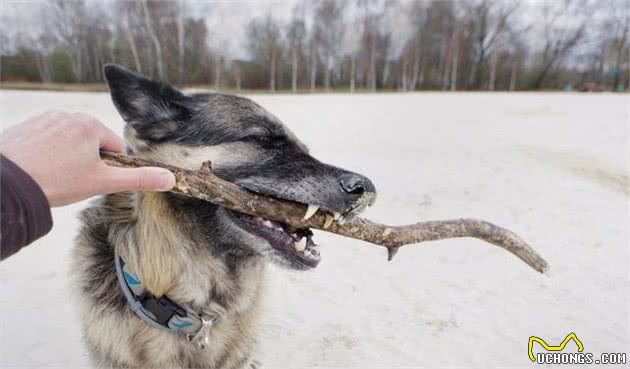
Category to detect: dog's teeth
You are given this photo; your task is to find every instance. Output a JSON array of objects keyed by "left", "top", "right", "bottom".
[
  {"left": 333, "top": 212, "right": 341, "bottom": 220},
  {"left": 337, "top": 215, "right": 346, "bottom": 225},
  {"left": 323, "top": 214, "right": 334, "bottom": 229},
  {"left": 303, "top": 205, "right": 319, "bottom": 221},
  {"left": 294, "top": 238, "right": 306, "bottom": 252},
  {"left": 263, "top": 220, "right": 273, "bottom": 228}
]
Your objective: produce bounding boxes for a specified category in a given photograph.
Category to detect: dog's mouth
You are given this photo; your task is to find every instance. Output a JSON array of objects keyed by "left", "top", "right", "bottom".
[
  {"left": 226, "top": 181, "right": 375, "bottom": 270},
  {"left": 232, "top": 212, "right": 320, "bottom": 268}
]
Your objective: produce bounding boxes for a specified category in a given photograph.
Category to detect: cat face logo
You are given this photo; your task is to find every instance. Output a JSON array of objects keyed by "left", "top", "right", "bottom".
[{"left": 528, "top": 333, "right": 584, "bottom": 362}]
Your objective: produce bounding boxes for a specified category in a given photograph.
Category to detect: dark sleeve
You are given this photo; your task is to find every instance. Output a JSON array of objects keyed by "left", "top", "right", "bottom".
[{"left": 1, "top": 154, "right": 53, "bottom": 260}]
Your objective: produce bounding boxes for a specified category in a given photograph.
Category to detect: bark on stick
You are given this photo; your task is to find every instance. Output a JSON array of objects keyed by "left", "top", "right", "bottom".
[{"left": 101, "top": 151, "right": 548, "bottom": 274}]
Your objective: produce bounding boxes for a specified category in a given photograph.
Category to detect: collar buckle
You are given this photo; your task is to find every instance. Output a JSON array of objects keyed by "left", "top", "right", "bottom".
[{"left": 115, "top": 254, "right": 215, "bottom": 347}]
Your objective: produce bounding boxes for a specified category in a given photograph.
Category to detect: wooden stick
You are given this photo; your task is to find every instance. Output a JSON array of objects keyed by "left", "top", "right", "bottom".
[{"left": 101, "top": 151, "right": 548, "bottom": 274}]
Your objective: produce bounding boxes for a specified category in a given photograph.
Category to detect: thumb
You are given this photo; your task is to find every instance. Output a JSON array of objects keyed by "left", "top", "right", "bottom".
[{"left": 100, "top": 166, "right": 176, "bottom": 193}]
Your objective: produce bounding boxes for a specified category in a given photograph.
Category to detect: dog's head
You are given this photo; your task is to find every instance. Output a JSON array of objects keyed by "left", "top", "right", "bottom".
[{"left": 104, "top": 64, "right": 376, "bottom": 270}]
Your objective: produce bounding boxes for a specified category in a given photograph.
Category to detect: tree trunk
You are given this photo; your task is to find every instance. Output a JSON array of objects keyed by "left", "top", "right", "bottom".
[
  {"left": 35, "top": 53, "right": 52, "bottom": 83},
  {"left": 473, "top": 51, "right": 484, "bottom": 89},
  {"left": 142, "top": 0, "right": 165, "bottom": 80},
  {"left": 92, "top": 43, "right": 101, "bottom": 81},
  {"left": 177, "top": 0, "right": 185, "bottom": 86},
  {"left": 124, "top": 18, "right": 142, "bottom": 73},
  {"left": 488, "top": 52, "right": 497, "bottom": 91},
  {"left": 291, "top": 46, "right": 298, "bottom": 93},
  {"left": 369, "top": 37, "right": 376, "bottom": 91},
  {"left": 597, "top": 45, "right": 605, "bottom": 84},
  {"left": 235, "top": 64, "right": 241, "bottom": 91},
  {"left": 310, "top": 49, "right": 317, "bottom": 92},
  {"left": 107, "top": 36, "right": 117, "bottom": 65},
  {"left": 419, "top": 64, "right": 425, "bottom": 88},
  {"left": 69, "top": 47, "right": 84, "bottom": 83},
  {"left": 450, "top": 45, "right": 459, "bottom": 91},
  {"left": 324, "top": 55, "right": 331, "bottom": 91},
  {"left": 350, "top": 53, "right": 356, "bottom": 93},
  {"left": 214, "top": 56, "right": 222, "bottom": 91},
  {"left": 270, "top": 47, "right": 276, "bottom": 92},
  {"left": 468, "top": 61, "right": 477, "bottom": 88},
  {"left": 613, "top": 22, "right": 628, "bottom": 90},
  {"left": 410, "top": 50, "right": 420, "bottom": 90},
  {"left": 401, "top": 56, "right": 408, "bottom": 91},
  {"left": 509, "top": 60, "right": 517, "bottom": 91},
  {"left": 532, "top": 59, "right": 554, "bottom": 89},
  {"left": 438, "top": 39, "right": 448, "bottom": 90}
]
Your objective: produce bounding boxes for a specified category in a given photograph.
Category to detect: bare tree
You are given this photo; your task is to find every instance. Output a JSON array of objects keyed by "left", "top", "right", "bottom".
[
  {"left": 450, "top": 26, "right": 463, "bottom": 91},
  {"left": 214, "top": 55, "right": 223, "bottom": 91},
  {"left": 606, "top": 0, "right": 630, "bottom": 90},
  {"left": 530, "top": 0, "right": 588, "bottom": 89},
  {"left": 357, "top": 0, "right": 381, "bottom": 91},
  {"left": 142, "top": 0, "right": 165, "bottom": 80},
  {"left": 120, "top": 4, "right": 143, "bottom": 74},
  {"left": 287, "top": 2, "right": 306, "bottom": 93},
  {"left": 47, "top": 0, "right": 89, "bottom": 82},
  {"left": 246, "top": 13, "right": 282, "bottom": 92},
  {"left": 466, "top": 0, "right": 520, "bottom": 89},
  {"left": 309, "top": 41, "right": 318, "bottom": 91},
  {"left": 177, "top": 0, "right": 186, "bottom": 85},
  {"left": 1, "top": 0, "right": 622, "bottom": 92},
  {"left": 314, "top": 0, "right": 346, "bottom": 91},
  {"left": 407, "top": 1, "right": 427, "bottom": 90},
  {"left": 233, "top": 62, "right": 242, "bottom": 91}
]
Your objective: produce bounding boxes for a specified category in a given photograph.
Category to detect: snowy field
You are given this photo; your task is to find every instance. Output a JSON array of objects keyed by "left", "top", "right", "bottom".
[{"left": 0, "top": 90, "right": 628, "bottom": 368}]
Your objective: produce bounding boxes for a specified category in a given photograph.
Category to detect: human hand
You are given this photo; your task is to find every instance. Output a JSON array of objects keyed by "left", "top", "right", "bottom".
[{"left": 0, "top": 111, "right": 175, "bottom": 207}]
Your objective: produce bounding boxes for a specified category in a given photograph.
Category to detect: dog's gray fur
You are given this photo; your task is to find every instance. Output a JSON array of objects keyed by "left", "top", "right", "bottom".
[{"left": 72, "top": 64, "right": 375, "bottom": 369}]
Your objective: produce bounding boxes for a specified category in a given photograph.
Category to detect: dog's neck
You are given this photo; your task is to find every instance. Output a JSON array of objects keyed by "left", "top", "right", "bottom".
[
  {"left": 108, "top": 192, "right": 266, "bottom": 313},
  {"left": 116, "top": 192, "right": 187, "bottom": 297}
]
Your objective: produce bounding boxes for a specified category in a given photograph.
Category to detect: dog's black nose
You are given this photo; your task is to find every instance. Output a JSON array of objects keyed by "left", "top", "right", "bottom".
[{"left": 340, "top": 173, "right": 375, "bottom": 196}]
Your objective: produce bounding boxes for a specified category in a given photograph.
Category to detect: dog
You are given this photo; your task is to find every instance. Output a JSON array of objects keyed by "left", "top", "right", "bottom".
[{"left": 72, "top": 64, "right": 376, "bottom": 369}]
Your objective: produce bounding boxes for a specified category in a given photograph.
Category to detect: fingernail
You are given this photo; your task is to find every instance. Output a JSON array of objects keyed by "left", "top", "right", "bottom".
[{"left": 158, "top": 170, "right": 176, "bottom": 191}]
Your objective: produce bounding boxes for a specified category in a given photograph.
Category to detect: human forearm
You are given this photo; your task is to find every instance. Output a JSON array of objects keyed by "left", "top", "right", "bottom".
[{"left": 0, "top": 154, "right": 53, "bottom": 260}]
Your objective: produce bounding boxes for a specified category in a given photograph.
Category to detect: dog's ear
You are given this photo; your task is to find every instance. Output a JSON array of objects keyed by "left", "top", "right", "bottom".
[{"left": 103, "top": 64, "right": 192, "bottom": 144}]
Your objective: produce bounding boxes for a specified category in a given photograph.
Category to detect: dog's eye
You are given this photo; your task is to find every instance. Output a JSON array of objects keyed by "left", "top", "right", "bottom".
[
  {"left": 241, "top": 135, "right": 268, "bottom": 144},
  {"left": 242, "top": 134, "right": 285, "bottom": 147}
]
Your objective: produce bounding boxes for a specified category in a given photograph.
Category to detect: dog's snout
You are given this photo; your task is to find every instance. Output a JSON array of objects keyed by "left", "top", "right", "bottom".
[{"left": 340, "top": 173, "right": 375, "bottom": 196}]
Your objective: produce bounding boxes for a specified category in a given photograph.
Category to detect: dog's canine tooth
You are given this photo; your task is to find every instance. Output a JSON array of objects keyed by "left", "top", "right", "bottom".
[
  {"left": 333, "top": 212, "right": 341, "bottom": 220},
  {"left": 303, "top": 205, "right": 319, "bottom": 221},
  {"left": 323, "top": 214, "right": 334, "bottom": 229},
  {"left": 294, "top": 238, "right": 306, "bottom": 252},
  {"left": 263, "top": 220, "right": 273, "bottom": 228},
  {"left": 337, "top": 215, "right": 346, "bottom": 225}
]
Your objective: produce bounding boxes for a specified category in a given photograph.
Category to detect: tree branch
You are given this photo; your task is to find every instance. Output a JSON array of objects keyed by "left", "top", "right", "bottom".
[{"left": 101, "top": 151, "right": 548, "bottom": 274}]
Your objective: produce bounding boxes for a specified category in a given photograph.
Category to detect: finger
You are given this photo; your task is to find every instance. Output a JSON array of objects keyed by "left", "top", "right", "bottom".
[
  {"left": 99, "top": 166, "right": 176, "bottom": 193},
  {"left": 95, "top": 121, "right": 126, "bottom": 153},
  {"left": 70, "top": 112, "right": 125, "bottom": 153}
]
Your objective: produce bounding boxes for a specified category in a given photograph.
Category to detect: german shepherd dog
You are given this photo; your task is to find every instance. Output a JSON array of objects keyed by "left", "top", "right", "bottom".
[{"left": 72, "top": 64, "right": 376, "bottom": 369}]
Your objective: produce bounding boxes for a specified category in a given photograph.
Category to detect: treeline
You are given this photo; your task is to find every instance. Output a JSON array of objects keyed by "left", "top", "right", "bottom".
[{"left": 1, "top": 0, "right": 629, "bottom": 92}]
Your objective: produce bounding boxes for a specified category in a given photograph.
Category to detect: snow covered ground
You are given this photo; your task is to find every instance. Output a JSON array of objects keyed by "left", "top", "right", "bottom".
[{"left": 0, "top": 91, "right": 628, "bottom": 368}]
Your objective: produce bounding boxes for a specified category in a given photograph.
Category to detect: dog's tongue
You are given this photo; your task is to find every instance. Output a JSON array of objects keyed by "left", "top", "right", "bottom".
[{"left": 247, "top": 215, "right": 320, "bottom": 266}]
